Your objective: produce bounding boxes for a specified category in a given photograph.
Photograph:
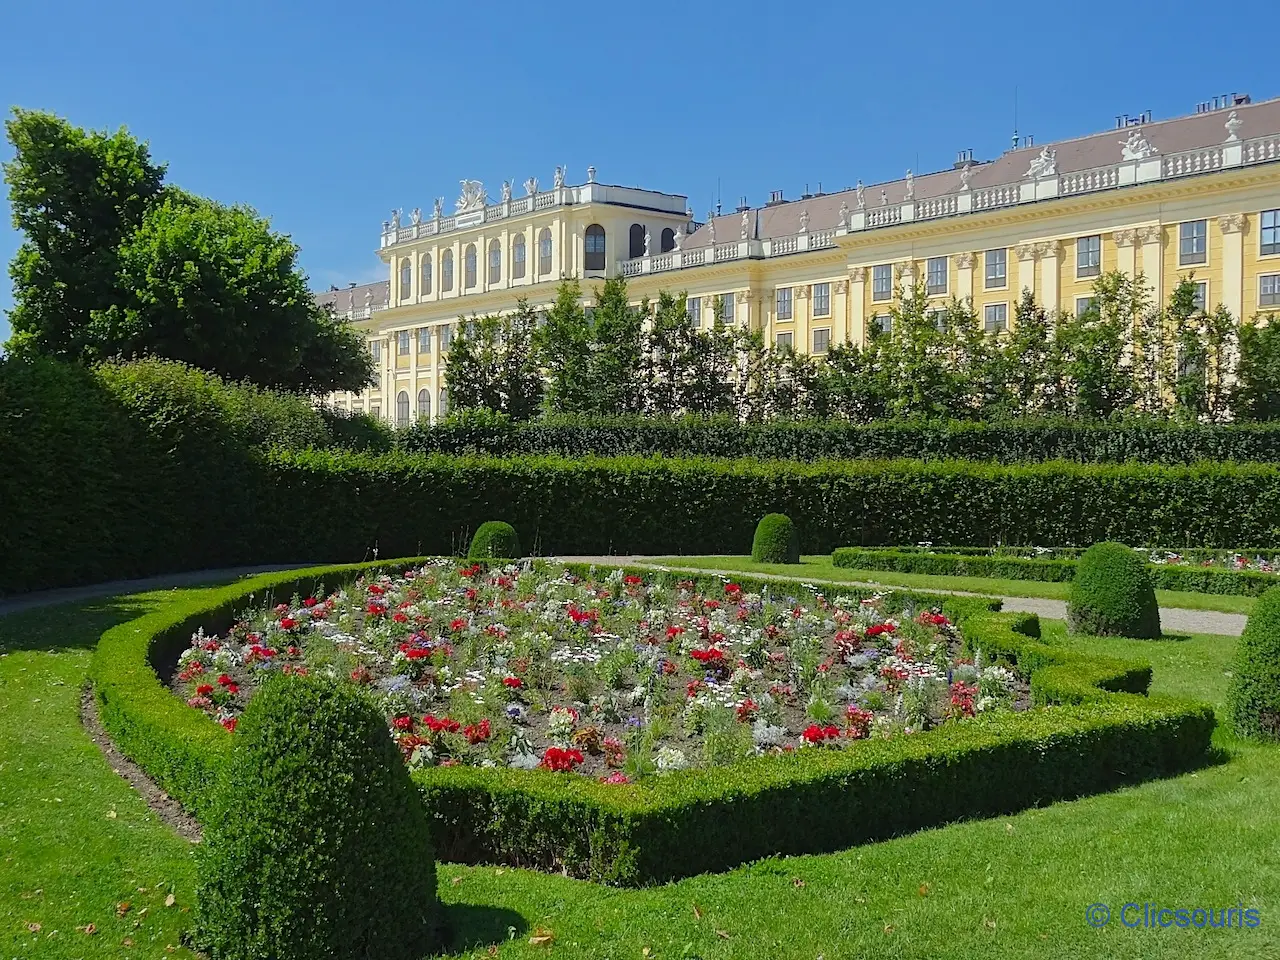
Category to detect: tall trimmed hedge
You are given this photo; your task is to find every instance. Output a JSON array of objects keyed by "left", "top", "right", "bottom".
[
  {"left": 1226, "top": 586, "right": 1280, "bottom": 740},
  {"left": 397, "top": 414, "right": 1280, "bottom": 464}
]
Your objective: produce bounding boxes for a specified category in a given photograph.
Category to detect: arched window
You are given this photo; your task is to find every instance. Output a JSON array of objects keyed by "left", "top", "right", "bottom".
[
  {"left": 538, "top": 228, "right": 553, "bottom": 276},
  {"left": 395, "top": 391, "right": 410, "bottom": 426},
  {"left": 660, "top": 227, "right": 675, "bottom": 253},
  {"left": 629, "top": 223, "right": 645, "bottom": 258},
  {"left": 399, "top": 258, "right": 412, "bottom": 300},
  {"left": 417, "top": 388, "right": 431, "bottom": 420},
  {"left": 584, "top": 224, "right": 606, "bottom": 271},
  {"left": 420, "top": 254, "right": 432, "bottom": 295},
  {"left": 488, "top": 239, "right": 502, "bottom": 284},
  {"left": 441, "top": 249, "right": 454, "bottom": 291},
  {"left": 464, "top": 244, "right": 477, "bottom": 288},
  {"left": 438, "top": 388, "right": 449, "bottom": 418},
  {"left": 512, "top": 233, "right": 526, "bottom": 280}
]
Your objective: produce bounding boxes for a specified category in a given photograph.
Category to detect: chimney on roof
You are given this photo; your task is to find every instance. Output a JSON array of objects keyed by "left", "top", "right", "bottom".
[
  {"left": 766, "top": 189, "right": 784, "bottom": 206},
  {"left": 735, "top": 195, "right": 750, "bottom": 213},
  {"left": 954, "top": 149, "right": 974, "bottom": 169},
  {"left": 800, "top": 182, "right": 813, "bottom": 200},
  {"left": 1197, "top": 92, "right": 1251, "bottom": 114}
]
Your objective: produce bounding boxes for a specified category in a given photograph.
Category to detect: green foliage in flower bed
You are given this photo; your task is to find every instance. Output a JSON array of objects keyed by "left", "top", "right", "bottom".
[
  {"left": 194, "top": 674, "right": 439, "bottom": 960},
  {"left": 467, "top": 520, "right": 521, "bottom": 560},
  {"left": 1226, "top": 586, "right": 1280, "bottom": 741},
  {"left": 1067, "top": 543, "right": 1162, "bottom": 639},
  {"left": 90, "top": 560, "right": 1212, "bottom": 886},
  {"left": 830, "top": 546, "right": 1280, "bottom": 597},
  {"left": 397, "top": 413, "right": 1280, "bottom": 465},
  {"left": 751, "top": 513, "right": 800, "bottom": 564}
]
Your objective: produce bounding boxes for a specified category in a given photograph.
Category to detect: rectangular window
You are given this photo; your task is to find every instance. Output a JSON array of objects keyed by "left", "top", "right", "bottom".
[
  {"left": 370, "top": 404, "right": 380, "bottom": 420},
  {"left": 397, "top": 330, "right": 410, "bottom": 355},
  {"left": 926, "top": 256, "right": 948, "bottom": 295},
  {"left": 875, "top": 313, "right": 892, "bottom": 335},
  {"left": 1193, "top": 282, "right": 1208, "bottom": 313},
  {"left": 814, "top": 281, "right": 834, "bottom": 320},
  {"left": 1077, "top": 235, "right": 1102, "bottom": 278},
  {"left": 927, "top": 308, "right": 946, "bottom": 331},
  {"left": 439, "top": 325, "right": 453, "bottom": 349},
  {"left": 775, "top": 331, "right": 793, "bottom": 350},
  {"left": 1262, "top": 210, "right": 1280, "bottom": 256},
  {"left": 812, "top": 282, "right": 831, "bottom": 317},
  {"left": 1179, "top": 220, "right": 1207, "bottom": 265},
  {"left": 369, "top": 339, "right": 381, "bottom": 363},
  {"left": 812, "top": 327, "right": 831, "bottom": 353},
  {"left": 985, "top": 249, "right": 1007, "bottom": 289},
  {"left": 687, "top": 296, "right": 701, "bottom": 327},
  {"left": 776, "top": 287, "right": 793, "bottom": 320},
  {"left": 1261, "top": 274, "right": 1280, "bottom": 307},
  {"left": 984, "top": 303, "right": 1008, "bottom": 333},
  {"left": 1076, "top": 296, "right": 1095, "bottom": 317},
  {"left": 417, "top": 327, "right": 431, "bottom": 353},
  {"left": 720, "top": 293, "right": 735, "bottom": 323},
  {"left": 872, "top": 264, "right": 893, "bottom": 301}
]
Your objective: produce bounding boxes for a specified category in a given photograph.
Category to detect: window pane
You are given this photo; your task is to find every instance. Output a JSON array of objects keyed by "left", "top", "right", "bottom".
[
  {"left": 1077, "top": 235, "right": 1101, "bottom": 278},
  {"left": 687, "top": 297, "right": 701, "bottom": 327},
  {"left": 985, "top": 249, "right": 1006, "bottom": 288},
  {"left": 1262, "top": 274, "right": 1280, "bottom": 306},
  {"left": 926, "top": 257, "right": 947, "bottom": 295},
  {"left": 984, "top": 303, "right": 1007, "bottom": 332},
  {"left": 812, "top": 328, "right": 830, "bottom": 353},
  {"left": 776, "top": 287, "right": 792, "bottom": 319},
  {"left": 813, "top": 282, "right": 830, "bottom": 316},
  {"left": 1261, "top": 210, "right": 1280, "bottom": 256},
  {"left": 417, "top": 327, "right": 431, "bottom": 352},
  {"left": 421, "top": 256, "right": 432, "bottom": 294},
  {"left": 400, "top": 260, "right": 412, "bottom": 300},
  {"left": 1193, "top": 282, "right": 1207, "bottom": 312},
  {"left": 398, "top": 330, "right": 410, "bottom": 355},
  {"left": 1179, "top": 221, "right": 1207, "bottom": 265},
  {"left": 721, "top": 293, "right": 735, "bottom": 321},
  {"left": 872, "top": 264, "right": 892, "bottom": 301},
  {"left": 775, "top": 332, "right": 793, "bottom": 350}
]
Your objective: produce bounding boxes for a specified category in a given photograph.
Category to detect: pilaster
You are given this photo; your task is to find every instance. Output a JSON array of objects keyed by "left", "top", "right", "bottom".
[
  {"left": 1218, "top": 213, "right": 1246, "bottom": 319},
  {"left": 956, "top": 252, "right": 975, "bottom": 302},
  {"left": 1138, "top": 225, "right": 1164, "bottom": 305}
]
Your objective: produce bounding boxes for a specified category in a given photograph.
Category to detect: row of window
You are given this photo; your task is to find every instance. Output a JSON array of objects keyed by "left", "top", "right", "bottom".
[
  {"left": 369, "top": 324, "right": 456, "bottom": 362},
  {"left": 774, "top": 328, "right": 831, "bottom": 353},
  {"left": 398, "top": 228, "right": 560, "bottom": 300},
  {"left": 775, "top": 282, "right": 833, "bottom": 321},
  {"left": 388, "top": 388, "right": 449, "bottom": 426}
]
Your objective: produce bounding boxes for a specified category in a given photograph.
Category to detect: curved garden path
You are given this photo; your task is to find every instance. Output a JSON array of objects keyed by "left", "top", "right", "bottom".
[{"left": 0, "top": 557, "right": 1247, "bottom": 636}]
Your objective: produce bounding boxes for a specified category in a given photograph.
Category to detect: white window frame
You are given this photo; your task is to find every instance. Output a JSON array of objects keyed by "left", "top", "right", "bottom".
[
  {"left": 1260, "top": 273, "right": 1280, "bottom": 307},
  {"left": 983, "top": 302, "right": 1008, "bottom": 333},
  {"left": 1192, "top": 281, "right": 1208, "bottom": 314},
  {"left": 1261, "top": 210, "right": 1280, "bottom": 258},
  {"left": 1076, "top": 235, "right": 1102, "bottom": 279},
  {"left": 985, "top": 249, "right": 1007, "bottom": 290},
  {"left": 875, "top": 313, "right": 892, "bottom": 335},
  {"left": 811, "top": 282, "right": 831, "bottom": 317},
  {"left": 776, "top": 287, "right": 793, "bottom": 320},
  {"left": 720, "top": 292, "right": 735, "bottom": 323},
  {"left": 872, "top": 264, "right": 893, "bottom": 302},
  {"left": 687, "top": 296, "right": 701, "bottom": 327},
  {"left": 369, "top": 339, "right": 382, "bottom": 363},
  {"left": 926, "top": 256, "right": 948, "bottom": 296},
  {"left": 1179, "top": 220, "right": 1208, "bottom": 266},
  {"left": 774, "top": 331, "right": 793, "bottom": 350},
  {"left": 812, "top": 327, "right": 831, "bottom": 353},
  {"left": 417, "top": 327, "right": 431, "bottom": 353},
  {"left": 397, "top": 330, "right": 410, "bottom": 355},
  {"left": 1075, "top": 296, "right": 1095, "bottom": 317}
]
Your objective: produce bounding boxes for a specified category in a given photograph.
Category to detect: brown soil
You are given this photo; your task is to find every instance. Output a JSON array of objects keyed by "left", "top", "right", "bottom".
[{"left": 80, "top": 685, "right": 204, "bottom": 843}]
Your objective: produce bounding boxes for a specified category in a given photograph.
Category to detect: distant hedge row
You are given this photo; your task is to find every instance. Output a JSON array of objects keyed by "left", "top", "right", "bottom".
[
  {"left": 399, "top": 414, "right": 1280, "bottom": 464},
  {"left": 830, "top": 547, "right": 1280, "bottom": 597}
]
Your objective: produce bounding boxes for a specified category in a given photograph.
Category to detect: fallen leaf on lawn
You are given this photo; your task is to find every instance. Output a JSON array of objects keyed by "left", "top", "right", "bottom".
[
  {"left": 642, "top": 949, "right": 652, "bottom": 958},
  {"left": 451, "top": 876, "right": 462, "bottom": 886},
  {"left": 116, "top": 902, "right": 131, "bottom": 917},
  {"left": 883, "top": 924, "right": 895, "bottom": 935},
  {"left": 529, "top": 926, "right": 555, "bottom": 946},
  {"left": 984, "top": 917, "right": 997, "bottom": 929},
  {"left": 488, "top": 948, "right": 498, "bottom": 958},
  {"left": 25, "top": 922, "right": 41, "bottom": 933},
  {"left": 137, "top": 907, "right": 148, "bottom": 918},
  {"left": 692, "top": 903, "right": 703, "bottom": 920},
  {"left": 1005, "top": 823, "right": 1014, "bottom": 833},
  {"left": 792, "top": 877, "right": 806, "bottom": 888},
  {"left": 495, "top": 868, "right": 505, "bottom": 876},
  {"left": 918, "top": 883, "right": 930, "bottom": 897},
  {"left": 122, "top": 937, "right": 134, "bottom": 947},
  {"left": 715, "top": 930, "right": 730, "bottom": 939},
  {"left": 106, "top": 809, "right": 118, "bottom": 819},
  {"left": 164, "top": 894, "right": 176, "bottom": 908},
  {"left": 79, "top": 923, "right": 97, "bottom": 935}
]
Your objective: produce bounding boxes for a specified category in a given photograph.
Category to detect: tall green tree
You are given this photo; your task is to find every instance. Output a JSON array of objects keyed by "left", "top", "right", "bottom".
[
  {"left": 999, "top": 289, "right": 1057, "bottom": 417},
  {"left": 535, "top": 280, "right": 594, "bottom": 414},
  {"left": 587, "top": 276, "right": 645, "bottom": 415},
  {"left": 1234, "top": 316, "right": 1280, "bottom": 420},
  {"left": 444, "top": 301, "right": 543, "bottom": 419},
  {"left": 1055, "top": 272, "right": 1135, "bottom": 418},
  {"left": 4, "top": 108, "right": 165, "bottom": 358}
]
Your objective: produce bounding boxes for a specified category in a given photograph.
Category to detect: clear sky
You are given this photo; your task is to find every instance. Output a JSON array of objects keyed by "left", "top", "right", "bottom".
[{"left": 2, "top": 0, "right": 1276, "bottom": 344}]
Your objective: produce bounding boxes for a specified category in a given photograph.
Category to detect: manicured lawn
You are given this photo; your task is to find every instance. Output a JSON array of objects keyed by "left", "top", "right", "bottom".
[
  {"left": 2, "top": 576, "right": 1278, "bottom": 958},
  {"left": 647, "top": 555, "right": 1258, "bottom": 615}
]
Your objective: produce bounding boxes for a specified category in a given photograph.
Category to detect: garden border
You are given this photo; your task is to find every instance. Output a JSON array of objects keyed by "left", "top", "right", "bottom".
[
  {"left": 830, "top": 546, "right": 1280, "bottom": 597},
  {"left": 89, "top": 558, "right": 1214, "bottom": 885}
]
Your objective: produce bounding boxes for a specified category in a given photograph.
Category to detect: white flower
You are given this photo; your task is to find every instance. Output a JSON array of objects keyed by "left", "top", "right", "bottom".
[
  {"left": 656, "top": 747, "right": 688, "bottom": 772},
  {"left": 752, "top": 719, "right": 786, "bottom": 748}
]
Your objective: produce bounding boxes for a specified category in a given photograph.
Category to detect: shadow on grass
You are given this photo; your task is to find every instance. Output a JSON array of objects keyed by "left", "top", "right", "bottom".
[
  {"left": 0, "top": 595, "right": 156, "bottom": 653},
  {"left": 441, "top": 902, "right": 528, "bottom": 954}
]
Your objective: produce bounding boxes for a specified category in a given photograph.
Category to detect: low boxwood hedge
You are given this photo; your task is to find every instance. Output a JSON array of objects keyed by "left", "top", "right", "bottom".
[
  {"left": 831, "top": 546, "right": 1280, "bottom": 597},
  {"left": 90, "top": 559, "right": 1214, "bottom": 886}
]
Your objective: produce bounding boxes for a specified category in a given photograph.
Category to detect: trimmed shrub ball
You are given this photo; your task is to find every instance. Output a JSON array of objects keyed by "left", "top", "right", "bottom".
[
  {"left": 468, "top": 520, "right": 522, "bottom": 559},
  {"left": 751, "top": 513, "right": 800, "bottom": 564},
  {"left": 194, "top": 674, "right": 439, "bottom": 960},
  {"left": 1227, "top": 585, "right": 1280, "bottom": 740},
  {"left": 1066, "top": 541, "right": 1161, "bottom": 639}
]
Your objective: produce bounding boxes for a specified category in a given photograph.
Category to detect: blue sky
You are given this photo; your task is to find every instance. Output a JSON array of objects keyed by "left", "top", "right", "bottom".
[{"left": 2, "top": 0, "right": 1276, "bottom": 344}]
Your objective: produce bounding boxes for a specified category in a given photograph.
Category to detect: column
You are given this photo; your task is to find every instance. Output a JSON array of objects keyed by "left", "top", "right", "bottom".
[
  {"left": 1138, "top": 225, "right": 1164, "bottom": 305},
  {"left": 795, "top": 284, "right": 810, "bottom": 352},
  {"left": 1039, "top": 241, "right": 1061, "bottom": 312},
  {"left": 735, "top": 290, "right": 752, "bottom": 332},
  {"left": 849, "top": 267, "right": 867, "bottom": 344},
  {"left": 1015, "top": 243, "right": 1037, "bottom": 298},
  {"left": 1218, "top": 213, "right": 1245, "bottom": 320},
  {"left": 956, "top": 252, "right": 975, "bottom": 301},
  {"left": 835, "top": 279, "right": 850, "bottom": 344},
  {"left": 1111, "top": 229, "right": 1137, "bottom": 280},
  {"left": 896, "top": 261, "right": 916, "bottom": 299}
]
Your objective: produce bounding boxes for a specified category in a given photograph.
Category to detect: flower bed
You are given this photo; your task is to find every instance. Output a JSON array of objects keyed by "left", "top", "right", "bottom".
[
  {"left": 90, "top": 559, "right": 1214, "bottom": 885},
  {"left": 170, "top": 562, "right": 1027, "bottom": 780}
]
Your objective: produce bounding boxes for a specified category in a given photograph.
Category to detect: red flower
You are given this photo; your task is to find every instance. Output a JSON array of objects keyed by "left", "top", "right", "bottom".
[
  {"left": 464, "top": 719, "right": 491, "bottom": 744},
  {"left": 217, "top": 674, "right": 235, "bottom": 686},
  {"left": 686, "top": 679, "right": 704, "bottom": 698},
  {"left": 196, "top": 683, "right": 214, "bottom": 696},
  {"left": 221, "top": 717, "right": 238, "bottom": 732},
  {"left": 845, "top": 705, "right": 874, "bottom": 739},
  {"left": 392, "top": 611, "right": 409, "bottom": 624},
  {"left": 802, "top": 724, "right": 841, "bottom": 745},
  {"left": 368, "top": 584, "right": 386, "bottom": 595},
  {"left": 449, "top": 617, "right": 467, "bottom": 632},
  {"left": 689, "top": 648, "right": 725, "bottom": 664},
  {"left": 502, "top": 676, "right": 523, "bottom": 689},
  {"left": 666, "top": 626, "right": 685, "bottom": 639},
  {"left": 724, "top": 582, "right": 742, "bottom": 596},
  {"left": 392, "top": 715, "right": 415, "bottom": 732},
  {"left": 540, "top": 747, "right": 585, "bottom": 772},
  {"left": 366, "top": 602, "right": 387, "bottom": 616},
  {"left": 423, "top": 714, "right": 460, "bottom": 734},
  {"left": 736, "top": 699, "right": 758, "bottom": 722},
  {"left": 303, "top": 597, "right": 318, "bottom": 608},
  {"left": 600, "top": 772, "right": 630, "bottom": 784},
  {"left": 350, "top": 665, "right": 373, "bottom": 684},
  {"left": 622, "top": 575, "right": 644, "bottom": 586},
  {"left": 866, "top": 623, "right": 896, "bottom": 638},
  {"left": 279, "top": 617, "right": 297, "bottom": 631}
]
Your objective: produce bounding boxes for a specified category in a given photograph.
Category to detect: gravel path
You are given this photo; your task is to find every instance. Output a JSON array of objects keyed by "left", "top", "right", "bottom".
[
  {"left": 554, "top": 556, "right": 1248, "bottom": 637},
  {"left": 0, "top": 557, "right": 1246, "bottom": 637}
]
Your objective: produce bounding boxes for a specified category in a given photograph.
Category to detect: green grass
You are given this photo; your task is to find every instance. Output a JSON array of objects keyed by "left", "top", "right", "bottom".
[
  {"left": 2, "top": 576, "right": 1278, "bottom": 958},
  {"left": 646, "top": 555, "right": 1258, "bottom": 615}
]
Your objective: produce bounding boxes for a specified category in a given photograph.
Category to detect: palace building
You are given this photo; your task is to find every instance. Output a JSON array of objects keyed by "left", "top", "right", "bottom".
[{"left": 320, "top": 93, "right": 1280, "bottom": 424}]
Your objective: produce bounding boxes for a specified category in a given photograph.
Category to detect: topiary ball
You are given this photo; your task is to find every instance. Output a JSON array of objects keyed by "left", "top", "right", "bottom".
[
  {"left": 751, "top": 513, "right": 800, "bottom": 564},
  {"left": 194, "top": 674, "right": 438, "bottom": 960},
  {"left": 468, "top": 520, "right": 521, "bottom": 559},
  {"left": 1066, "top": 541, "right": 1161, "bottom": 639},
  {"left": 1226, "top": 585, "right": 1280, "bottom": 741}
]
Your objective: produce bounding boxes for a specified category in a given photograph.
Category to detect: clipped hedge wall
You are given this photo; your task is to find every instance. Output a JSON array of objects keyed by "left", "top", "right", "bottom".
[
  {"left": 397, "top": 414, "right": 1280, "bottom": 464},
  {"left": 91, "top": 559, "right": 1214, "bottom": 886},
  {"left": 830, "top": 546, "right": 1280, "bottom": 597}
]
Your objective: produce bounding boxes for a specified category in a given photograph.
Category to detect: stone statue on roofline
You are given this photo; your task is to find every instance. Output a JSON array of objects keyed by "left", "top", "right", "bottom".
[
  {"left": 410, "top": 207, "right": 422, "bottom": 225},
  {"left": 856, "top": 180, "right": 865, "bottom": 209},
  {"left": 741, "top": 209, "right": 750, "bottom": 240},
  {"left": 838, "top": 199, "right": 849, "bottom": 225},
  {"left": 904, "top": 169, "right": 915, "bottom": 200},
  {"left": 1025, "top": 146, "right": 1057, "bottom": 179},
  {"left": 553, "top": 165, "right": 565, "bottom": 189},
  {"left": 524, "top": 177, "right": 538, "bottom": 197},
  {"left": 501, "top": 180, "right": 512, "bottom": 202},
  {"left": 673, "top": 225, "right": 684, "bottom": 251},
  {"left": 1120, "top": 128, "right": 1157, "bottom": 161},
  {"left": 643, "top": 228, "right": 651, "bottom": 256},
  {"left": 433, "top": 197, "right": 443, "bottom": 219},
  {"left": 390, "top": 208, "right": 401, "bottom": 230},
  {"left": 706, "top": 214, "right": 715, "bottom": 243}
]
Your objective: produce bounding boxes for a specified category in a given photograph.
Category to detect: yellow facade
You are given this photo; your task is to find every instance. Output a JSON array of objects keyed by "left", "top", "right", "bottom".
[{"left": 327, "top": 99, "right": 1280, "bottom": 422}]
